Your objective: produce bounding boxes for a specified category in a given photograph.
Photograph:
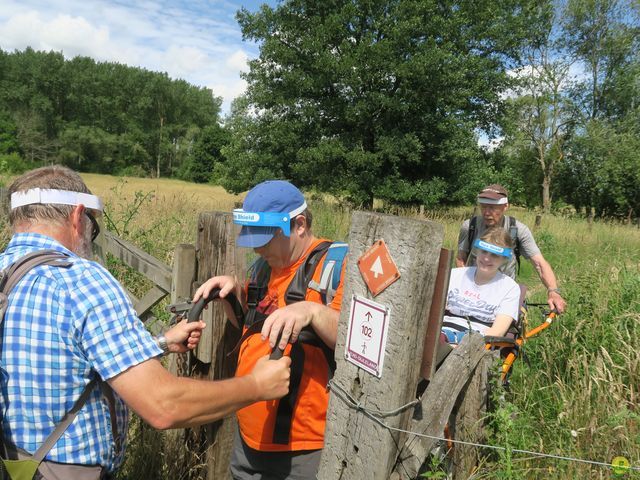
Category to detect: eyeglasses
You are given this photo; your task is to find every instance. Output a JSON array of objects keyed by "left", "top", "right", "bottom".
[{"left": 84, "top": 211, "right": 100, "bottom": 242}]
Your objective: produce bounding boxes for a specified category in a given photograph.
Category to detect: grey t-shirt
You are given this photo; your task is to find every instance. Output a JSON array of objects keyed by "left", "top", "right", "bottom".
[{"left": 457, "top": 216, "right": 541, "bottom": 279}]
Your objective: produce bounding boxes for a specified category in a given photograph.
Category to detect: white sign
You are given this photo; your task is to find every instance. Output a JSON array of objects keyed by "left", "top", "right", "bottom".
[{"left": 344, "top": 294, "right": 391, "bottom": 378}]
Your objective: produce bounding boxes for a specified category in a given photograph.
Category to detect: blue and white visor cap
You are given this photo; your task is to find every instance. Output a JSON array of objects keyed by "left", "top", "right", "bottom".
[
  {"left": 472, "top": 239, "right": 512, "bottom": 258},
  {"left": 10, "top": 188, "right": 103, "bottom": 212},
  {"left": 234, "top": 180, "right": 307, "bottom": 248}
]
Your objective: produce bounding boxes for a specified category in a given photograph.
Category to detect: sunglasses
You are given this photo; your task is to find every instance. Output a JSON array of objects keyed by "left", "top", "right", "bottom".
[{"left": 84, "top": 211, "right": 100, "bottom": 242}]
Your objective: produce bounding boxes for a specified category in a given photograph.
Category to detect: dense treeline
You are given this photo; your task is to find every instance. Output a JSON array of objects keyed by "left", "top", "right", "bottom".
[
  {"left": 1, "top": 0, "right": 639, "bottom": 219},
  {"left": 0, "top": 48, "right": 225, "bottom": 181},
  {"left": 218, "top": 0, "right": 639, "bottom": 217}
]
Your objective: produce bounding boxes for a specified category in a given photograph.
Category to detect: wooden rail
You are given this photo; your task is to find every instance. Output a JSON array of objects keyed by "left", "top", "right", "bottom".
[{"left": 93, "top": 230, "right": 172, "bottom": 324}]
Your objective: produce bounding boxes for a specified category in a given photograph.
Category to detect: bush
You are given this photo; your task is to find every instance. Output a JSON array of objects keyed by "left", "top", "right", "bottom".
[{"left": 0, "top": 153, "right": 39, "bottom": 174}]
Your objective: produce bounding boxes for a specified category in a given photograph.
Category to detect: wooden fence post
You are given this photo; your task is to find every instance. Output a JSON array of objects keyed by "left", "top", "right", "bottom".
[
  {"left": 186, "top": 211, "right": 245, "bottom": 480},
  {"left": 420, "top": 249, "right": 452, "bottom": 381},
  {"left": 167, "top": 243, "right": 197, "bottom": 379},
  {"left": 451, "top": 349, "right": 491, "bottom": 478},
  {"left": 0, "top": 187, "right": 8, "bottom": 218},
  {"left": 393, "top": 334, "right": 491, "bottom": 479},
  {"left": 318, "top": 211, "right": 444, "bottom": 480}
]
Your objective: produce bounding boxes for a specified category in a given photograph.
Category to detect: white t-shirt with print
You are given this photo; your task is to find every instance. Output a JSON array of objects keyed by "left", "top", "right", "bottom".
[{"left": 443, "top": 267, "right": 520, "bottom": 335}]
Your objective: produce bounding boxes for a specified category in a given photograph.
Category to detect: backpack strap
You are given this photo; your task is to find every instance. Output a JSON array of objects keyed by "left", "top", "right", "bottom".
[
  {"left": 507, "top": 216, "right": 521, "bottom": 274},
  {"left": 309, "top": 242, "right": 348, "bottom": 305},
  {"left": 244, "top": 257, "right": 271, "bottom": 328},
  {"left": 0, "top": 250, "right": 72, "bottom": 329},
  {"left": 284, "top": 241, "right": 332, "bottom": 304},
  {"left": 465, "top": 216, "right": 478, "bottom": 264},
  {"left": 31, "top": 377, "right": 99, "bottom": 464}
]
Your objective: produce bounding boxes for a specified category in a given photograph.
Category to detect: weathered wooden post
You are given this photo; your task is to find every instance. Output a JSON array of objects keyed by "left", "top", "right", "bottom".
[
  {"left": 420, "top": 249, "right": 452, "bottom": 381},
  {"left": 318, "top": 211, "right": 444, "bottom": 480},
  {"left": 189, "top": 211, "right": 245, "bottom": 480},
  {"left": 393, "top": 334, "right": 491, "bottom": 479},
  {"left": 451, "top": 348, "right": 491, "bottom": 478},
  {"left": 0, "top": 187, "right": 8, "bottom": 218},
  {"left": 167, "top": 243, "right": 197, "bottom": 378}
]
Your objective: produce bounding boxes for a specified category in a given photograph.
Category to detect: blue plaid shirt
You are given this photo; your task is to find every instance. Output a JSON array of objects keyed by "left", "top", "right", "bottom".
[{"left": 0, "top": 233, "right": 163, "bottom": 471}]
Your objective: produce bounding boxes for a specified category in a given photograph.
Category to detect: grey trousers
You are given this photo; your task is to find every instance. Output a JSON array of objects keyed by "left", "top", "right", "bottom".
[{"left": 229, "top": 431, "right": 322, "bottom": 480}]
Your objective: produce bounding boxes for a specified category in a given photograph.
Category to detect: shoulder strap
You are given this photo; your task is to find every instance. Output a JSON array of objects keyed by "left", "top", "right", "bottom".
[
  {"left": 508, "top": 216, "right": 521, "bottom": 273},
  {"left": 31, "top": 377, "right": 99, "bottom": 464},
  {"left": 244, "top": 257, "right": 271, "bottom": 328},
  {"left": 466, "top": 216, "right": 478, "bottom": 258},
  {"left": 0, "top": 250, "right": 72, "bottom": 323},
  {"left": 284, "top": 241, "right": 332, "bottom": 305},
  {"left": 309, "top": 242, "right": 348, "bottom": 305}
]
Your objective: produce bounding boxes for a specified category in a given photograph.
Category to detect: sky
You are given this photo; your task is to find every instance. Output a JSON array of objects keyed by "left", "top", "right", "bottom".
[{"left": 0, "top": 0, "right": 277, "bottom": 115}]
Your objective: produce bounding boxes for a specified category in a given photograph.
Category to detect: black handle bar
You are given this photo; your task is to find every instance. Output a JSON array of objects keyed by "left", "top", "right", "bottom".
[
  {"left": 187, "top": 287, "right": 244, "bottom": 324},
  {"left": 187, "top": 287, "right": 284, "bottom": 360}
]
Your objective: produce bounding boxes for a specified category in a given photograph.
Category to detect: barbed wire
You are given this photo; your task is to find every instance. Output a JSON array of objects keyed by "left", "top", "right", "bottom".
[{"left": 328, "top": 380, "right": 640, "bottom": 473}]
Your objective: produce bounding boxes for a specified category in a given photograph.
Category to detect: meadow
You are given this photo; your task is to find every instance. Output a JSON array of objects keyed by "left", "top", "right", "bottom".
[{"left": 1, "top": 173, "right": 639, "bottom": 479}]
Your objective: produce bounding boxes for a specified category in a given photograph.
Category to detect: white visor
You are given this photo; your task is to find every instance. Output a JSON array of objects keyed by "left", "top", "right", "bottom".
[
  {"left": 477, "top": 196, "right": 508, "bottom": 205},
  {"left": 11, "top": 188, "right": 103, "bottom": 212}
]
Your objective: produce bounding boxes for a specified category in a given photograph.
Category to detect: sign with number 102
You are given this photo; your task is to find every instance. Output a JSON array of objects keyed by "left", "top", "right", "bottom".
[{"left": 345, "top": 294, "right": 391, "bottom": 378}]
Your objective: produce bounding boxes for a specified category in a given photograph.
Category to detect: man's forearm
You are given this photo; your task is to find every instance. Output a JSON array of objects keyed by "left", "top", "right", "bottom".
[
  {"left": 110, "top": 359, "right": 260, "bottom": 430},
  {"left": 309, "top": 303, "right": 339, "bottom": 349},
  {"left": 154, "top": 375, "right": 259, "bottom": 428},
  {"left": 532, "top": 255, "right": 558, "bottom": 290}
]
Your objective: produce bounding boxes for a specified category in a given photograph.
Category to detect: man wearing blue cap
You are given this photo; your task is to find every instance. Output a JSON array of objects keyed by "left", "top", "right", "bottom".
[{"left": 194, "top": 180, "right": 348, "bottom": 479}]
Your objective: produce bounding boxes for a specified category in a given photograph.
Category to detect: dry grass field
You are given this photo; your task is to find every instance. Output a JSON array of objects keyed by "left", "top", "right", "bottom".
[{"left": 81, "top": 172, "right": 244, "bottom": 214}]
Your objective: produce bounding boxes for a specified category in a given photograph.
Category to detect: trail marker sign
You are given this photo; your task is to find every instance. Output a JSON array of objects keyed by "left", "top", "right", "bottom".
[
  {"left": 357, "top": 239, "right": 400, "bottom": 296},
  {"left": 345, "top": 295, "right": 391, "bottom": 377}
]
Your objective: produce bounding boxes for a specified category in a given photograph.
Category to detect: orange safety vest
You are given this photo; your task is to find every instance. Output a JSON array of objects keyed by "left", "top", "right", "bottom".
[{"left": 235, "top": 238, "right": 346, "bottom": 452}]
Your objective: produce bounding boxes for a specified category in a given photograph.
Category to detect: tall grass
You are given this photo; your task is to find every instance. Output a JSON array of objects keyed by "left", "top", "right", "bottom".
[{"left": 1, "top": 174, "right": 639, "bottom": 479}]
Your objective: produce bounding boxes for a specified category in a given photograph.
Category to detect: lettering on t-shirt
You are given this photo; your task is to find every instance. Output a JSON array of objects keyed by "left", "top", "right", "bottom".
[{"left": 447, "top": 287, "right": 498, "bottom": 323}]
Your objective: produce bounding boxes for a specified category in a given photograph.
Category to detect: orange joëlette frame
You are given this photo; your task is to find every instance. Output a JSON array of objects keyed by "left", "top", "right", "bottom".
[{"left": 486, "top": 309, "right": 557, "bottom": 382}]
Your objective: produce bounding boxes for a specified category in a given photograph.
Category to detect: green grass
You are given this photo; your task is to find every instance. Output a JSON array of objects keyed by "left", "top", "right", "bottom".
[{"left": 1, "top": 174, "right": 639, "bottom": 479}]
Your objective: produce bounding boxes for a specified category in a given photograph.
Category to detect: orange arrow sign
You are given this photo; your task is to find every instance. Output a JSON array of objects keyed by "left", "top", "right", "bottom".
[{"left": 357, "top": 239, "right": 401, "bottom": 296}]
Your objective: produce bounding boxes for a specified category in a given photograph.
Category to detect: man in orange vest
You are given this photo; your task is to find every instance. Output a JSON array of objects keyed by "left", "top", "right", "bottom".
[{"left": 195, "top": 180, "right": 348, "bottom": 479}]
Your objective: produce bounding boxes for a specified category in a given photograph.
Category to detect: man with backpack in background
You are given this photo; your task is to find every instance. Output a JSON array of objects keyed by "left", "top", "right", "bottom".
[
  {"left": 456, "top": 183, "right": 566, "bottom": 314},
  {"left": 0, "top": 166, "right": 290, "bottom": 480},
  {"left": 193, "top": 179, "right": 348, "bottom": 480}
]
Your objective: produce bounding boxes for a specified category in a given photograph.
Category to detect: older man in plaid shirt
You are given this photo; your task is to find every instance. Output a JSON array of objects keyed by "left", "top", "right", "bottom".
[{"left": 0, "top": 166, "right": 290, "bottom": 479}]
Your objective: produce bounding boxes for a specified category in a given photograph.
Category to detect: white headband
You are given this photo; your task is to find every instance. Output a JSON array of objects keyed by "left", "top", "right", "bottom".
[
  {"left": 477, "top": 196, "right": 508, "bottom": 205},
  {"left": 10, "top": 188, "right": 103, "bottom": 212}
]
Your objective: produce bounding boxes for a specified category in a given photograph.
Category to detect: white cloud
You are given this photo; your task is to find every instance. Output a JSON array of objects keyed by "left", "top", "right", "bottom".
[
  {"left": 164, "top": 45, "right": 210, "bottom": 75},
  {"left": 227, "top": 49, "right": 250, "bottom": 72},
  {"left": 0, "top": 11, "right": 109, "bottom": 58}
]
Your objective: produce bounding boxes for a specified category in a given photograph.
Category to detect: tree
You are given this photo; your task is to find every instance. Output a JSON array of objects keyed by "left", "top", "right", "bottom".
[
  {"left": 562, "top": 0, "right": 640, "bottom": 121},
  {"left": 177, "top": 124, "right": 230, "bottom": 183},
  {"left": 222, "top": 0, "right": 545, "bottom": 207},
  {"left": 502, "top": 3, "right": 575, "bottom": 212},
  {"left": 553, "top": 0, "right": 640, "bottom": 216},
  {"left": 0, "top": 48, "right": 223, "bottom": 177},
  {"left": 559, "top": 115, "right": 640, "bottom": 219}
]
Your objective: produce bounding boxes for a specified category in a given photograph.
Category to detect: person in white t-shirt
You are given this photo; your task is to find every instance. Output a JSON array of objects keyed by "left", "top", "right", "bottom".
[{"left": 442, "top": 227, "right": 520, "bottom": 345}]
